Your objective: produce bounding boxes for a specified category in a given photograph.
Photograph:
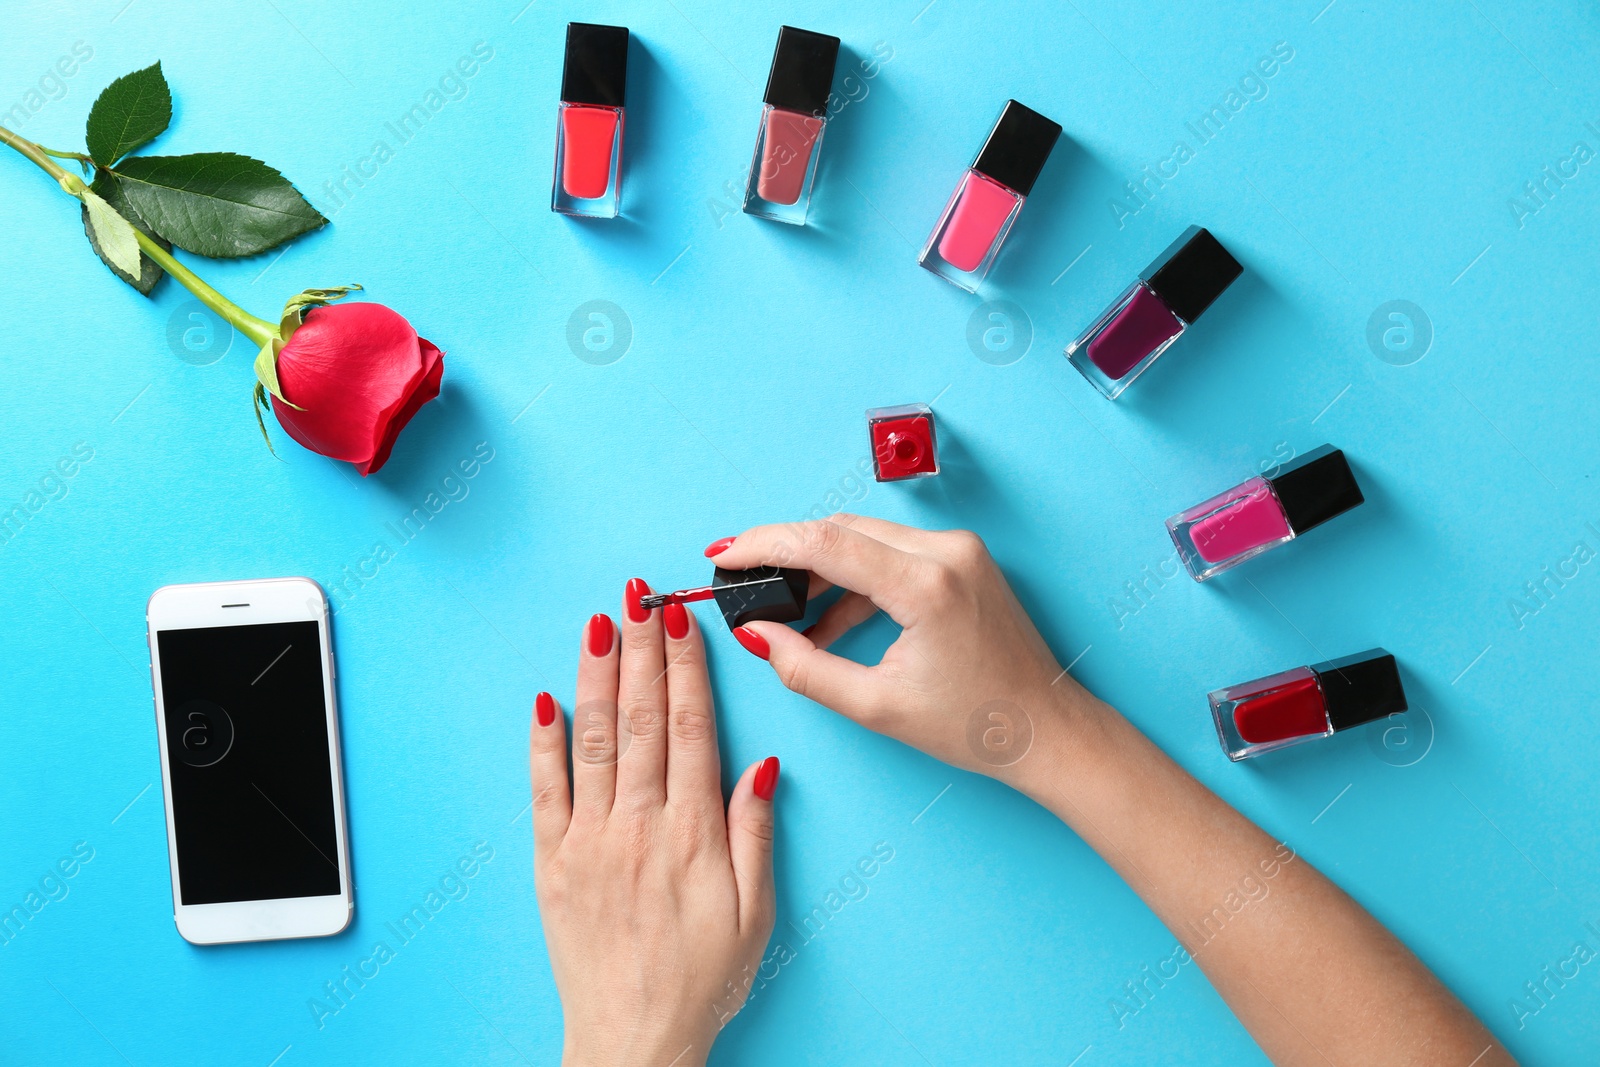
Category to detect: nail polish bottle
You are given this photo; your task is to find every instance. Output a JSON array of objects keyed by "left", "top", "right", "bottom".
[
  {"left": 1065, "top": 226, "right": 1242, "bottom": 398},
  {"left": 919, "top": 100, "right": 1062, "bottom": 292},
  {"left": 743, "top": 26, "right": 840, "bottom": 226},
  {"left": 552, "top": 23, "right": 628, "bottom": 219},
  {"left": 1210, "top": 650, "right": 1406, "bottom": 761},
  {"left": 867, "top": 404, "right": 939, "bottom": 482},
  {"left": 639, "top": 567, "right": 810, "bottom": 630},
  {"left": 1167, "top": 445, "right": 1364, "bottom": 582}
]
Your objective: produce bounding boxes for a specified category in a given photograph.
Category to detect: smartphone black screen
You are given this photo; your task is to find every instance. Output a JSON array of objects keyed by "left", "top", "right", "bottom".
[{"left": 156, "top": 621, "right": 341, "bottom": 905}]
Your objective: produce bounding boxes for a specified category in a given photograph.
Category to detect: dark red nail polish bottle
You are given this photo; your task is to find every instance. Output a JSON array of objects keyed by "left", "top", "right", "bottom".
[
  {"left": 552, "top": 23, "right": 628, "bottom": 219},
  {"left": 1066, "top": 226, "right": 1242, "bottom": 397},
  {"left": 1210, "top": 650, "right": 1406, "bottom": 760},
  {"left": 867, "top": 404, "right": 939, "bottom": 482},
  {"left": 744, "top": 26, "right": 840, "bottom": 226},
  {"left": 920, "top": 100, "right": 1062, "bottom": 292}
]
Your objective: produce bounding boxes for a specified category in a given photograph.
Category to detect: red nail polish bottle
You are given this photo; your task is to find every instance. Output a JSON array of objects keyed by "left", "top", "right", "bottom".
[
  {"left": 1210, "top": 650, "right": 1406, "bottom": 761},
  {"left": 552, "top": 23, "right": 628, "bottom": 219},
  {"left": 867, "top": 404, "right": 939, "bottom": 482},
  {"left": 1066, "top": 227, "right": 1242, "bottom": 398},
  {"left": 1167, "top": 445, "right": 1364, "bottom": 581},
  {"left": 744, "top": 26, "right": 840, "bottom": 226},
  {"left": 920, "top": 100, "right": 1061, "bottom": 292}
]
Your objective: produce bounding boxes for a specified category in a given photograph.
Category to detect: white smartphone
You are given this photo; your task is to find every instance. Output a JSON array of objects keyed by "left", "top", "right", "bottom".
[{"left": 146, "top": 577, "right": 353, "bottom": 945}]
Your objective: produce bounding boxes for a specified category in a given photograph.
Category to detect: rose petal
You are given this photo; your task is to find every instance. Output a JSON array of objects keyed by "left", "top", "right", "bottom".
[{"left": 357, "top": 338, "right": 444, "bottom": 475}]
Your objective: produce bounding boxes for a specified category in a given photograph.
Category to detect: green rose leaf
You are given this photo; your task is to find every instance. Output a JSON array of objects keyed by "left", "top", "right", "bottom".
[
  {"left": 80, "top": 172, "right": 170, "bottom": 295},
  {"left": 114, "top": 152, "right": 328, "bottom": 258},
  {"left": 81, "top": 187, "right": 142, "bottom": 277},
  {"left": 85, "top": 62, "right": 172, "bottom": 167}
]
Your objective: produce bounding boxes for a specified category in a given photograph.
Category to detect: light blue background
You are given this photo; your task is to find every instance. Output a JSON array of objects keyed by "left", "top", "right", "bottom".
[{"left": 4, "top": 0, "right": 1599, "bottom": 1063}]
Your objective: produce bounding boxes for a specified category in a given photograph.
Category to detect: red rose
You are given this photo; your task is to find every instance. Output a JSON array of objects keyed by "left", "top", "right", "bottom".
[{"left": 270, "top": 302, "right": 444, "bottom": 476}]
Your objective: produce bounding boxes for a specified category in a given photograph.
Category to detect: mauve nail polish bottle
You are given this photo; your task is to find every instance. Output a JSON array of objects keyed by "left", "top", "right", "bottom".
[
  {"left": 919, "top": 100, "right": 1061, "bottom": 292},
  {"left": 552, "top": 23, "right": 628, "bottom": 219},
  {"left": 1065, "top": 226, "right": 1242, "bottom": 398},
  {"left": 1167, "top": 445, "right": 1364, "bottom": 581},
  {"left": 1210, "top": 650, "right": 1406, "bottom": 761},
  {"left": 744, "top": 26, "right": 840, "bottom": 226}
]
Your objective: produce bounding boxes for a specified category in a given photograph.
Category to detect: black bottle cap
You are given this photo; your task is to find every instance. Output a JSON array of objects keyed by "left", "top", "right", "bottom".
[
  {"left": 762, "top": 26, "right": 840, "bottom": 116},
  {"left": 561, "top": 23, "right": 629, "bottom": 107},
  {"left": 971, "top": 100, "right": 1062, "bottom": 197},
  {"left": 1312, "top": 650, "right": 1407, "bottom": 732},
  {"left": 1266, "top": 445, "right": 1364, "bottom": 536},
  {"left": 712, "top": 566, "right": 810, "bottom": 630},
  {"left": 1139, "top": 226, "right": 1242, "bottom": 325}
]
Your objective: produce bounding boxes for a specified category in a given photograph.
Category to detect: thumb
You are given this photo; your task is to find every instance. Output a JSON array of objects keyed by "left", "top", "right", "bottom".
[
  {"left": 728, "top": 756, "right": 779, "bottom": 937},
  {"left": 736, "top": 621, "right": 891, "bottom": 727}
]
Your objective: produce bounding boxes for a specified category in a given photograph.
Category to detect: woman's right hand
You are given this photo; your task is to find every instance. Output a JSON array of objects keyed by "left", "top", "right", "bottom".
[{"left": 707, "top": 516, "right": 1094, "bottom": 777}]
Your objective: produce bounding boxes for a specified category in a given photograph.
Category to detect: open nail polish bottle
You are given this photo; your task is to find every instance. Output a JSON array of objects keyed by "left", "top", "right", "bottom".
[
  {"left": 639, "top": 566, "right": 809, "bottom": 630},
  {"left": 552, "top": 23, "right": 628, "bottom": 219},
  {"left": 1210, "top": 650, "right": 1406, "bottom": 761},
  {"left": 919, "top": 100, "right": 1061, "bottom": 292},
  {"left": 1065, "top": 226, "right": 1242, "bottom": 398},
  {"left": 867, "top": 404, "right": 939, "bottom": 482},
  {"left": 1168, "top": 445, "right": 1363, "bottom": 581},
  {"left": 743, "top": 26, "right": 840, "bottom": 225}
]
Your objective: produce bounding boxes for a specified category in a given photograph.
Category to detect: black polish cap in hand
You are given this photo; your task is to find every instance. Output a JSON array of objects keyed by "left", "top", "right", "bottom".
[{"left": 713, "top": 566, "right": 809, "bottom": 629}]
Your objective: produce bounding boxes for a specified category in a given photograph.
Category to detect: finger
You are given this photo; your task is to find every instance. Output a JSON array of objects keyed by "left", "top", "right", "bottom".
[
  {"left": 571, "top": 612, "right": 619, "bottom": 818},
  {"left": 711, "top": 534, "right": 837, "bottom": 601},
  {"left": 616, "top": 578, "right": 668, "bottom": 806},
  {"left": 711, "top": 520, "right": 922, "bottom": 616},
  {"left": 661, "top": 601, "right": 721, "bottom": 810},
  {"left": 529, "top": 691, "right": 571, "bottom": 865},
  {"left": 826, "top": 513, "right": 937, "bottom": 553},
  {"left": 736, "top": 620, "right": 895, "bottom": 727},
  {"left": 727, "top": 756, "right": 779, "bottom": 937},
  {"left": 803, "top": 590, "right": 879, "bottom": 650}
]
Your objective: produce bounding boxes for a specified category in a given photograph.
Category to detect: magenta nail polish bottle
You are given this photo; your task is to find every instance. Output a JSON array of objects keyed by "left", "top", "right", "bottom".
[
  {"left": 1167, "top": 445, "right": 1364, "bottom": 581},
  {"left": 1066, "top": 226, "right": 1242, "bottom": 398}
]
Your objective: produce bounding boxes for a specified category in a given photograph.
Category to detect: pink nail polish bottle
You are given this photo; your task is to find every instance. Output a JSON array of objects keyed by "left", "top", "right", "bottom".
[
  {"left": 919, "top": 100, "right": 1061, "bottom": 292},
  {"left": 1167, "top": 446, "right": 1364, "bottom": 581},
  {"left": 1065, "top": 227, "right": 1242, "bottom": 398}
]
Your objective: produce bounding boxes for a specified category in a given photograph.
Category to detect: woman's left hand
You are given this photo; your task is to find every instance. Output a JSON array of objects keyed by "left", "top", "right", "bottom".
[{"left": 530, "top": 580, "right": 780, "bottom": 1067}]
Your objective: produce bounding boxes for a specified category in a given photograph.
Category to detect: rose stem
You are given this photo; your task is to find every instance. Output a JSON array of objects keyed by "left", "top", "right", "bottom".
[{"left": 0, "top": 122, "right": 277, "bottom": 349}]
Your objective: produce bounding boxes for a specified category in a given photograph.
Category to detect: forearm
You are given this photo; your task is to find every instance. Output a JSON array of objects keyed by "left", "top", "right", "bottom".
[{"left": 1011, "top": 691, "right": 1513, "bottom": 1066}]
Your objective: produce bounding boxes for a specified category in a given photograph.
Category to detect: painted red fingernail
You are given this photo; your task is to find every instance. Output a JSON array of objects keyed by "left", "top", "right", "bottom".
[
  {"left": 535, "top": 691, "right": 556, "bottom": 727},
  {"left": 664, "top": 601, "right": 689, "bottom": 640},
  {"left": 587, "top": 613, "right": 614, "bottom": 657},
  {"left": 800, "top": 624, "right": 816, "bottom": 639},
  {"left": 733, "top": 626, "right": 769, "bottom": 660},
  {"left": 625, "top": 577, "right": 652, "bottom": 623},
  {"left": 704, "top": 536, "right": 736, "bottom": 557},
  {"left": 754, "top": 756, "right": 780, "bottom": 801}
]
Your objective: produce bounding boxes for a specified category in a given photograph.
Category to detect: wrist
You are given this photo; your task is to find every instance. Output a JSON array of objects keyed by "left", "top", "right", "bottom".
[
  {"left": 562, "top": 1040, "right": 708, "bottom": 1067},
  {"left": 998, "top": 681, "right": 1116, "bottom": 803}
]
